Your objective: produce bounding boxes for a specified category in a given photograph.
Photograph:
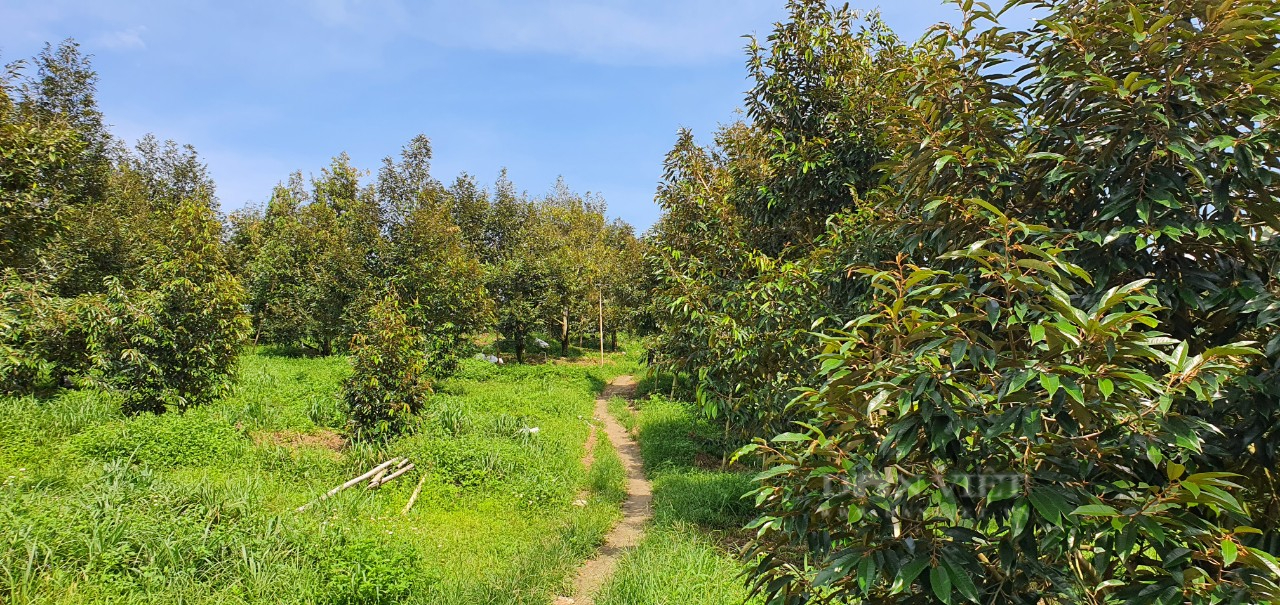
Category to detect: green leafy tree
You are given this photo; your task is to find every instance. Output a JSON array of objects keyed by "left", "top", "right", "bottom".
[
  {"left": 386, "top": 203, "right": 491, "bottom": 370},
  {"left": 645, "top": 2, "right": 912, "bottom": 440},
  {"left": 489, "top": 255, "right": 550, "bottom": 364},
  {"left": 247, "top": 180, "right": 310, "bottom": 347},
  {"left": 224, "top": 204, "right": 265, "bottom": 279},
  {"left": 343, "top": 293, "right": 431, "bottom": 439},
  {"left": 15, "top": 40, "right": 112, "bottom": 209},
  {"left": 376, "top": 134, "right": 442, "bottom": 228},
  {"left": 248, "top": 157, "right": 380, "bottom": 355},
  {"left": 732, "top": 0, "right": 1280, "bottom": 601},
  {"left": 0, "top": 62, "right": 84, "bottom": 274},
  {"left": 130, "top": 134, "right": 216, "bottom": 210},
  {"left": 0, "top": 270, "right": 59, "bottom": 391},
  {"left": 738, "top": 3, "right": 910, "bottom": 254},
  {"left": 598, "top": 219, "right": 645, "bottom": 350},
  {"left": 482, "top": 175, "right": 549, "bottom": 362},
  {"left": 443, "top": 172, "right": 491, "bottom": 257},
  {"left": 642, "top": 0, "right": 1280, "bottom": 600},
  {"left": 538, "top": 179, "right": 607, "bottom": 354},
  {"left": 0, "top": 271, "right": 102, "bottom": 393},
  {"left": 87, "top": 197, "right": 249, "bottom": 414},
  {"left": 482, "top": 169, "right": 529, "bottom": 262},
  {"left": 46, "top": 135, "right": 218, "bottom": 296},
  {"left": 891, "top": 0, "right": 1280, "bottom": 561}
]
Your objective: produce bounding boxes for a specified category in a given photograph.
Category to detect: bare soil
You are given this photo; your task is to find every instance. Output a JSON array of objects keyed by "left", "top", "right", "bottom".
[
  {"left": 251, "top": 429, "right": 345, "bottom": 454},
  {"left": 555, "top": 375, "right": 649, "bottom": 605}
]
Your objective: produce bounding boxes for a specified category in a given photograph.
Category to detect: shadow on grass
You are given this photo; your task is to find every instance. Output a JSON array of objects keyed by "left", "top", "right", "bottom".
[
  {"left": 634, "top": 370, "right": 697, "bottom": 402},
  {"left": 255, "top": 344, "right": 327, "bottom": 358},
  {"left": 637, "top": 413, "right": 700, "bottom": 472},
  {"left": 652, "top": 471, "right": 755, "bottom": 529},
  {"left": 489, "top": 333, "right": 589, "bottom": 362},
  {"left": 587, "top": 373, "right": 607, "bottom": 396}
]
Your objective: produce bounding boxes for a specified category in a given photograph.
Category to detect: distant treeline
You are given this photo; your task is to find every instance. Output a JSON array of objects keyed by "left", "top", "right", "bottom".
[
  {"left": 1, "top": 40, "right": 644, "bottom": 417},
  {"left": 225, "top": 140, "right": 645, "bottom": 363}
]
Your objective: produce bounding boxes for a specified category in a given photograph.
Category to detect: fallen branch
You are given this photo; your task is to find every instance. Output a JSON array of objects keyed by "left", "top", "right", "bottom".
[
  {"left": 402, "top": 473, "right": 428, "bottom": 515},
  {"left": 297, "top": 458, "right": 401, "bottom": 512},
  {"left": 371, "top": 463, "right": 415, "bottom": 489}
]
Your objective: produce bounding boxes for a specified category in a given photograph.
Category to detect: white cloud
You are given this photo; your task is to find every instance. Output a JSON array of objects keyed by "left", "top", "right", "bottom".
[{"left": 93, "top": 26, "right": 146, "bottom": 50}]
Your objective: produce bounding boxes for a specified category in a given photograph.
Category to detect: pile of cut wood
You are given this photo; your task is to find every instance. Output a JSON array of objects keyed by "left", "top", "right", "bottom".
[{"left": 296, "top": 457, "right": 428, "bottom": 514}]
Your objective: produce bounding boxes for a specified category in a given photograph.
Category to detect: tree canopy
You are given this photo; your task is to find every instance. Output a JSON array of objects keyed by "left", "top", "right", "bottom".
[{"left": 645, "top": 0, "right": 1280, "bottom": 602}]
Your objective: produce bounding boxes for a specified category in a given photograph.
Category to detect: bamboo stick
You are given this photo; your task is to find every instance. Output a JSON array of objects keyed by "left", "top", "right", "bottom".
[
  {"left": 401, "top": 473, "right": 428, "bottom": 515},
  {"left": 372, "top": 463, "right": 415, "bottom": 489},
  {"left": 367, "top": 458, "right": 410, "bottom": 490},
  {"left": 366, "top": 466, "right": 392, "bottom": 489},
  {"left": 297, "top": 458, "right": 400, "bottom": 512}
]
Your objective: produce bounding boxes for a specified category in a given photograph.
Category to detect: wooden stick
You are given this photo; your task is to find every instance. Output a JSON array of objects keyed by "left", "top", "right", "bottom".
[
  {"left": 297, "top": 458, "right": 400, "bottom": 512},
  {"left": 402, "top": 473, "right": 428, "bottom": 515},
  {"left": 371, "top": 463, "right": 415, "bottom": 489},
  {"left": 366, "top": 458, "right": 409, "bottom": 490}
]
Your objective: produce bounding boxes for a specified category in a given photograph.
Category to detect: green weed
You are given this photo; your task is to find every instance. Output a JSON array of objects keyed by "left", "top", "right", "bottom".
[
  {"left": 0, "top": 345, "right": 650, "bottom": 604},
  {"left": 652, "top": 470, "right": 754, "bottom": 529},
  {"left": 70, "top": 407, "right": 247, "bottom": 468}
]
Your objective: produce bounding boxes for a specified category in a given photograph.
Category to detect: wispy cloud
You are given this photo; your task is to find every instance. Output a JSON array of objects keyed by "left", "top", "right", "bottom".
[
  {"left": 93, "top": 25, "right": 146, "bottom": 50},
  {"left": 425, "top": 1, "right": 782, "bottom": 65},
  {"left": 294, "top": 0, "right": 784, "bottom": 66}
]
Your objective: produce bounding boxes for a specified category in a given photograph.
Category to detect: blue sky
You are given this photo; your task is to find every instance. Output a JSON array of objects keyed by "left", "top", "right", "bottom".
[{"left": 2, "top": 0, "right": 983, "bottom": 232}]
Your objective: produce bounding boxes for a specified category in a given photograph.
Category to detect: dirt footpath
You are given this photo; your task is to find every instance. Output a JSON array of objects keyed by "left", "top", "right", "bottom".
[{"left": 555, "top": 375, "right": 649, "bottom": 605}]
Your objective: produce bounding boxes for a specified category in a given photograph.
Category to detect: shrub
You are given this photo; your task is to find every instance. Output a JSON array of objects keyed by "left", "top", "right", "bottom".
[
  {"left": 0, "top": 271, "right": 97, "bottom": 393},
  {"left": 343, "top": 294, "right": 431, "bottom": 438},
  {"left": 86, "top": 198, "right": 250, "bottom": 414},
  {"left": 0, "top": 271, "right": 56, "bottom": 392}
]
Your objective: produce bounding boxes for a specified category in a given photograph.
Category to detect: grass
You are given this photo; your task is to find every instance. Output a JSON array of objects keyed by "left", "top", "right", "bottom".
[
  {"left": 588, "top": 433, "right": 627, "bottom": 507},
  {"left": 596, "top": 523, "right": 754, "bottom": 605},
  {"left": 597, "top": 387, "right": 762, "bottom": 605},
  {"left": 0, "top": 342, "right": 642, "bottom": 604}
]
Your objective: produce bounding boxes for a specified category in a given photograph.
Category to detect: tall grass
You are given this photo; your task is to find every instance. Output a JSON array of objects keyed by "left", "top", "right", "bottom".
[{"left": 0, "top": 343, "right": 640, "bottom": 604}]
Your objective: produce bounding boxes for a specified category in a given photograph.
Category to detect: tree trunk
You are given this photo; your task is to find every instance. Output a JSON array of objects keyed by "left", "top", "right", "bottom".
[
  {"left": 598, "top": 291, "right": 605, "bottom": 366},
  {"left": 560, "top": 307, "right": 570, "bottom": 356},
  {"left": 610, "top": 330, "right": 617, "bottom": 352},
  {"left": 515, "top": 329, "right": 526, "bottom": 363}
]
